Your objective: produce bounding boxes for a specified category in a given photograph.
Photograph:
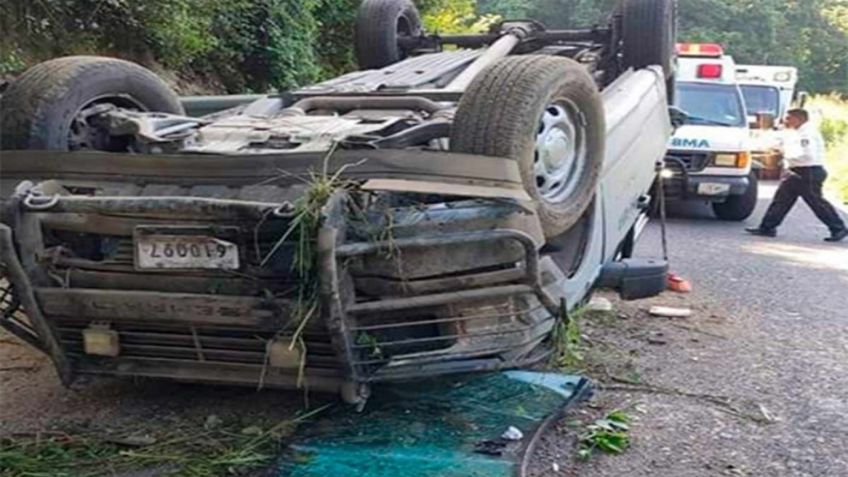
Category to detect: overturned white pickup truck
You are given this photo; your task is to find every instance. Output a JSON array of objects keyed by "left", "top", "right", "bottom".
[{"left": 0, "top": 0, "right": 675, "bottom": 405}]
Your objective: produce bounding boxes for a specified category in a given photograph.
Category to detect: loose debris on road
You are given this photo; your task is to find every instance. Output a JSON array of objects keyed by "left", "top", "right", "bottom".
[{"left": 531, "top": 294, "right": 780, "bottom": 475}]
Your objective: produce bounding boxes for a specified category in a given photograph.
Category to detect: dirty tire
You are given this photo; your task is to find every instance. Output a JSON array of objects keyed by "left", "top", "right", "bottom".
[
  {"left": 0, "top": 56, "right": 183, "bottom": 150},
  {"left": 712, "top": 171, "right": 759, "bottom": 221},
  {"left": 622, "top": 0, "right": 677, "bottom": 81},
  {"left": 355, "top": 0, "right": 422, "bottom": 70},
  {"left": 451, "top": 56, "right": 605, "bottom": 239}
]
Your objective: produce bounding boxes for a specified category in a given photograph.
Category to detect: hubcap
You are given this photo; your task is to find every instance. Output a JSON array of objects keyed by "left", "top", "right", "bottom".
[{"left": 534, "top": 102, "right": 586, "bottom": 202}]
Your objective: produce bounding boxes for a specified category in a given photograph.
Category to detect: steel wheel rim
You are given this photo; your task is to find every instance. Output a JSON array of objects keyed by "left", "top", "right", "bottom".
[
  {"left": 534, "top": 100, "right": 587, "bottom": 203},
  {"left": 67, "top": 95, "right": 145, "bottom": 151}
]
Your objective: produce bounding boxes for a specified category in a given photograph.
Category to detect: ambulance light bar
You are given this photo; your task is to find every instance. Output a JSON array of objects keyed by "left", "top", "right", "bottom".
[
  {"left": 676, "top": 43, "right": 724, "bottom": 58},
  {"left": 697, "top": 64, "right": 723, "bottom": 79}
]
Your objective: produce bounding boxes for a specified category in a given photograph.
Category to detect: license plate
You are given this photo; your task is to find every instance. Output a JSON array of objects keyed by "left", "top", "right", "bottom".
[
  {"left": 697, "top": 182, "right": 731, "bottom": 196},
  {"left": 135, "top": 235, "right": 240, "bottom": 270}
]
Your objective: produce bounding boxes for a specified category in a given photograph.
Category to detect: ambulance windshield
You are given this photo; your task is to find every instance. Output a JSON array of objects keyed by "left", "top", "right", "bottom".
[
  {"left": 740, "top": 84, "right": 781, "bottom": 117},
  {"left": 675, "top": 82, "right": 747, "bottom": 128}
]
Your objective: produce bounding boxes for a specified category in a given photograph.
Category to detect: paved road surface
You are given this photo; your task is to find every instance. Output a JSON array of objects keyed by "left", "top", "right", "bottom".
[{"left": 551, "top": 181, "right": 848, "bottom": 476}]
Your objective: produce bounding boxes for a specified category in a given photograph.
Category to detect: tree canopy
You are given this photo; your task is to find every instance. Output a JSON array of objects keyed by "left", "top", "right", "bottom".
[{"left": 1, "top": 0, "right": 846, "bottom": 95}]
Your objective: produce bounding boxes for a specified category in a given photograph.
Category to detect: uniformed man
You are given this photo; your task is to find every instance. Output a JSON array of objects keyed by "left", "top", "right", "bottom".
[{"left": 746, "top": 108, "right": 847, "bottom": 242}]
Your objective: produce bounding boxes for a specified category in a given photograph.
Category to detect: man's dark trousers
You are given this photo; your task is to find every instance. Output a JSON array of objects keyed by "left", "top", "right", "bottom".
[{"left": 760, "top": 166, "right": 846, "bottom": 233}]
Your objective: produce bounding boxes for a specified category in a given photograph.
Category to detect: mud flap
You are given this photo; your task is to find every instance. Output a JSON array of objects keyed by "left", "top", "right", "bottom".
[{"left": 596, "top": 258, "right": 669, "bottom": 300}]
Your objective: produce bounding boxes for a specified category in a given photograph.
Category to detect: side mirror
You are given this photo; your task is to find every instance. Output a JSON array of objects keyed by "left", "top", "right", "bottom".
[{"left": 668, "top": 106, "right": 689, "bottom": 129}]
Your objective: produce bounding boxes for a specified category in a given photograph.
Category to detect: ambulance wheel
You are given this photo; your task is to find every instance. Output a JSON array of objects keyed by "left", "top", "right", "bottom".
[{"left": 712, "top": 172, "right": 759, "bottom": 221}]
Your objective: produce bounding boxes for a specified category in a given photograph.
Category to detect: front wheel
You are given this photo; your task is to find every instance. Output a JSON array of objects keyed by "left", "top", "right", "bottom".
[
  {"left": 0, "top": 56, "right": 183, "bottom": 151},
  {"left": 450, "top": 56, "right": 605, "bottom": 239},
  {"left": 712, "top": 172, "right": 759, "bottom": 221}
]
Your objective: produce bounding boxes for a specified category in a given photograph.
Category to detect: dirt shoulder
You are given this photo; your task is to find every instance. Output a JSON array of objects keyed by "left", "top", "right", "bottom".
[
  {"left": 531, "top": 195, "right": 848, "bottom": 477},
  {"left": 0, "top": 329, "right": 314, "bottom": 476}
]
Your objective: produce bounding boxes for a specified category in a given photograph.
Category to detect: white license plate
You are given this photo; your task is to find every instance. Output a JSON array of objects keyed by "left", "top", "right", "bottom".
[
  {"left": 135, "top": 235, "right": 240, "bottom": 270},
  {"left": 697, "top": 182, "right": 731, "bottom": 196}
]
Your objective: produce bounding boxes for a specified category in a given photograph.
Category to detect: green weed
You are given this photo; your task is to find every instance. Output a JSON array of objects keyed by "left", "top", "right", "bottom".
[
  {"left": 551, "top": 307, "right": 586, "bottom": 371},
  {"left": 0, "top": 406, "right": 327, "bottom": 477},
  {"left": 577, "top": 409, "right": 632, "bottom": 461}
]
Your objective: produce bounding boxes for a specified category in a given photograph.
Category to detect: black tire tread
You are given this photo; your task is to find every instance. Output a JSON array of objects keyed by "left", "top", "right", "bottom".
[
  {"left": 1, "top": 56, "right": 182, "bottom": 150},
  {"left": 712, "top": 172, "right": 759, "bottom": 221},
  {"left": 451, "top": 56, "right": 605, "bottom": 238},
  {"left": 355, "top": 0, "right": 421, "bottom": 70},
  {"left": 622, "top": 0, "right": 676, "bottom": 78}
]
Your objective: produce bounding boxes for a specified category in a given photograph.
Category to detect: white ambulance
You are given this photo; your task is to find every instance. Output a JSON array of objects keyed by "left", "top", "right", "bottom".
[
  {"left": 665, "top": 43, "right": 757, "bottom": 221},
  {"left": 736, "top": 65, "right": 800, "bottom": 119},
  {"left": 736, "top": 65, "right": 801, "bottom": 179}
]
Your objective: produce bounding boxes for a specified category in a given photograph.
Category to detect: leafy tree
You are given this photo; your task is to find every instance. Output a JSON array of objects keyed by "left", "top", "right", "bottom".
[{"left": 1, "top": 0, "right": 846, "bottom": 95}]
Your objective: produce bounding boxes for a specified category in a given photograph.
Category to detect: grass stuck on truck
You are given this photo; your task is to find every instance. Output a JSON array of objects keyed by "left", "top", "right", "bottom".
[{"left": 0, "top": 0, "right": 676, "bottom": 406}]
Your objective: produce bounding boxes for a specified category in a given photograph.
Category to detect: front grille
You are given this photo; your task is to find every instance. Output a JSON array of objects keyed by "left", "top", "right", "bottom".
[
  {"left": 56, "top": 322, "right": 339, "bottom": 368},
  {"left": 666, "top": 151, "right": 713, "bottom": 172}
]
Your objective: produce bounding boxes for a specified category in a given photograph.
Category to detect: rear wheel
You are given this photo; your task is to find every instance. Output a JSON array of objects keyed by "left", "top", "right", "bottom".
[
  {"left": 355, "top": 0, "right": 422, "bottom": 70},
  {"left": 712, "top": 172, "right": 759, "bottom": 221},
  {"left": 451, "top": 56, "right": 605, "bottom": 239},
  {"left": 0, "top": 56, "right": 183, "bottom": 151},
  {"left": 622, "top": 0, "right": 677, "bottom": 102}
]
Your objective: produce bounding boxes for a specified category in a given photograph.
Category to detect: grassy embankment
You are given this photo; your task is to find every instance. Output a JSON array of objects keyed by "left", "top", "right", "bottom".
[{"left": 810, "top": 95, "right": 848, "bottom": 204}]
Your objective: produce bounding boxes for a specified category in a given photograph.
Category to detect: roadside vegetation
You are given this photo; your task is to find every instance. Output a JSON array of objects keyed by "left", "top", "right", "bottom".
[
  {"left": 0, "top": 407, "right": 326, "bottom": 477},
  {"left": 2, "top": 1, "right": 847, "bottom": 96},
  {"left": 810, "top": 95, "right": 848, "bottom": 204}
]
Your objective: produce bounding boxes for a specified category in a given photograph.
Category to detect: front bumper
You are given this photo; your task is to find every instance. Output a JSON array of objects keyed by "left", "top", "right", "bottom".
[
  {"left": 0, "top": 150, "right": 561, "bottom": 403},
  {"left": 663, "top": 173, "right": 750, "bottom": 201}
]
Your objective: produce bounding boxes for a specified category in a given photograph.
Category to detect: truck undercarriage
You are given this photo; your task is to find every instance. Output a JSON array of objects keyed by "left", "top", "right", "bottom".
[{"left": 0, "top": 0, "right": 676, "bottom": 405}]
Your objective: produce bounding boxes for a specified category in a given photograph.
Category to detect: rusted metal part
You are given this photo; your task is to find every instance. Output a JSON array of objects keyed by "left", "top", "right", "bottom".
[
  {"left": 353, "top": 268, "right": 527, "bottom": 297},
  {"left": 361, "top": 178, "right": 530, "bottom": 201},
  {"left": 21, "top": 196, "right": 294, "bottom": 220},
  {"left": 297, "top": 50, "right": 481, "bottom": 95},
  {"left": 0, "top": 151, "right": 562, "bottom": 393},
  {"left": 0, "top": 150, "right": 523, "bottom": 190},
  {"left": 0, "top": 224, "right": 72, "bottom": 383},
  {"left": 318, "top": 226, "right": 360, "bottom": 384},
  {"left": 347, "top": 285, "right": 534, "bottom": 315},
  {"left": 281, "top": 96, "right": 447, "bottom": 116},
  {"left": 62, "top": 269, "right": 288, "bottom": 296},
  {"left": 445, "top": 32, "right": 522, "bottom": 92},
  {"left": 339, "top": 230, "right": 560, "bottom": 315},
  {"left": 0, "top": 287, "right": 45, "bottom": 351},
  {"left": 368, "top": 345, "right": 552, "bottom": 382},
  {"left": 74, "top": 357, "right": 344, "bottom": 393},
  {"left": 35, "top": 288, "right": 292, "bottom": 330}
]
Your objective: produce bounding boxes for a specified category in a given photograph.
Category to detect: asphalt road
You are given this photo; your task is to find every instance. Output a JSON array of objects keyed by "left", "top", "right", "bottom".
[{"left": 551, "top": 181, "right": 848, "bottom": 477}]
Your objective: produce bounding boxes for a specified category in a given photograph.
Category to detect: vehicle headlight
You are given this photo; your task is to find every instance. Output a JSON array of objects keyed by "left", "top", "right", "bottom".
[
  {"left": 714, "top": 153, "right": 738, "bottom": 167},
  {"left": 713, "top": 152, "right": 751, "bottom": 168}
]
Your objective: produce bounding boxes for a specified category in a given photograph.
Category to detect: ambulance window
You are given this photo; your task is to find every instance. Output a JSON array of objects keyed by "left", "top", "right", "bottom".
[
  {"left": 675, "top": 82, "right": 746, "bottom": 127},
  {"left": 740, "top": 85, "right": 781, "bottom": 117}
]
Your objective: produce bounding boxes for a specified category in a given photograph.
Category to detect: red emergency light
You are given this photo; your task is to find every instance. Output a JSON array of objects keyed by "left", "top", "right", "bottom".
[
  {"left": 697, "top": 63, "right": 724, "bottom": 79},
  {"left": 676, "top": 43, "right": 724, "bottom": 58}
]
